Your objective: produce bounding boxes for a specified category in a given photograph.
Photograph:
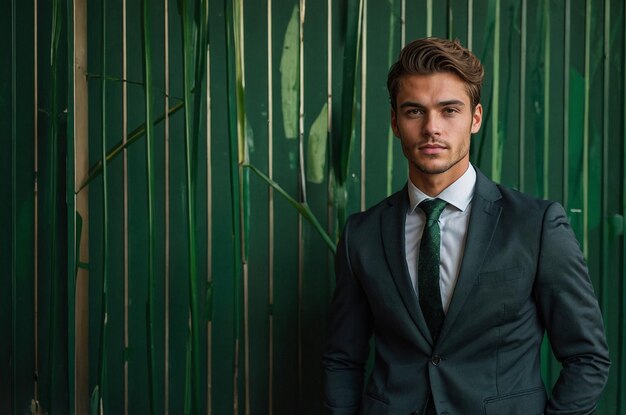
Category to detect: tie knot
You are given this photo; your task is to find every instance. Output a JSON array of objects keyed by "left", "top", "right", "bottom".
[{"left": 419, "top": 198, "right": 447, "bottom": 221}]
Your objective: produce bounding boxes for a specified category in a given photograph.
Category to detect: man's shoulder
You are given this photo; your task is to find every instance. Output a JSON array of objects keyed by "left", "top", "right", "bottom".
[
  {"left": 338, "top": 187, "right": 408, "bottom": 240},
  {"left": 348, "top": 187, "right": 406, "bottom": 222},
  {"left": 496, "top": 183, "right": 553, "bottom": 208},
  {"left": 496, "top": 184, "right": 554, "bottom": 206},
  {"left": 475, "top": 169, "right": 556, "bottom": 214},
  {"left": 480, "top": 182, "right": 574, "bottom": 242}
]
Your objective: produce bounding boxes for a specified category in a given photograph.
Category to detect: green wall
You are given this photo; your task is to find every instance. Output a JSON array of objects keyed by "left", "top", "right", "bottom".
[
  {"left": 2, "top": 0, "right": 70, "bottom": 413},
  {"left": 3, "top": 0, "right": 626, "bottom": 414}
]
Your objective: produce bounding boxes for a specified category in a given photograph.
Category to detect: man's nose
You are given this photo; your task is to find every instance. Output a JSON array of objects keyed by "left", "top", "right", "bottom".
[{"left": 422, "top": 113, "right": 441, "bottom": 137}]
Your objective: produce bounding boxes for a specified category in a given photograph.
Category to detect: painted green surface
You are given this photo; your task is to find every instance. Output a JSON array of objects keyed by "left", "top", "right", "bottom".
[
  {"left": 4, "top": 0, "right": 626, "bottom": 414},
  {"left": 14, "top": 0, "right": 37, "bottom": 411},
  {"left": 1, "top": 1, "right": 16, "bottom": 413},
  {"left": 3, "top": 1, "right": 70, "bottom": 414}
]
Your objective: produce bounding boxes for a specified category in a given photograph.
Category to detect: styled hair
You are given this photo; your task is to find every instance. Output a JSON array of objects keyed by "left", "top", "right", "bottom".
[{"left": 387, "top": 37, "right": 484, "bottom": 111}]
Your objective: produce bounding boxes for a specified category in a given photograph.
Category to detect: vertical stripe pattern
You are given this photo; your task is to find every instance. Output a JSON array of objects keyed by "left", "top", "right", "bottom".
[{"left": 4, "top": 2, "right": 626, "bottom": 415}]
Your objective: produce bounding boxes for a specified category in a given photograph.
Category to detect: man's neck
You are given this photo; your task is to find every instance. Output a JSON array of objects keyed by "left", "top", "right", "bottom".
[{"left": 410, "top": 162, "right": 469, "bottom": 197}]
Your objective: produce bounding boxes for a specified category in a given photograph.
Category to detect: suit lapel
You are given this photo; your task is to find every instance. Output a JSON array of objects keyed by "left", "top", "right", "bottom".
[
  {"left": 438, "top": 170, "right": 502, "bottom": 345},
  {"left": 381, "top": 187, "right": 434, "bottom": 345}
]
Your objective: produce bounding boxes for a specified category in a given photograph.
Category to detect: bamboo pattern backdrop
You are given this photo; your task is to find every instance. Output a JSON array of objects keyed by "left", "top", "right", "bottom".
[{"left": 2, "top": 0, "right": 626, "bottom": 414}]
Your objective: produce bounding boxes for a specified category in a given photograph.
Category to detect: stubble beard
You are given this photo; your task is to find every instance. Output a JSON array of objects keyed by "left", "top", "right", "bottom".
[
  {"left": 407, "top": 140, "right": 470, "bottom": 176},
  {"left": 411, "top": 148, "right": 468, "bottom": 175}
]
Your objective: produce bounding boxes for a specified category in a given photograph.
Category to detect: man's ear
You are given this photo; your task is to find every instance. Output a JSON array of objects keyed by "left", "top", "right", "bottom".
[
  {"left": 470, "top": 103, "right": 483, "bottom": 134},
  {"left": 391, "top": 108, "right": 400, "bottom": 137}
]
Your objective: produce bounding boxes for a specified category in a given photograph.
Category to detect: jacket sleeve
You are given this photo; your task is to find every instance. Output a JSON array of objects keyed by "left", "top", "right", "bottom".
[
  {"left": 323, "top": 216, "right": 373, "bottom": 414},
  {"left": 535, "top": 203, "right": 610, "bottom": 414}
]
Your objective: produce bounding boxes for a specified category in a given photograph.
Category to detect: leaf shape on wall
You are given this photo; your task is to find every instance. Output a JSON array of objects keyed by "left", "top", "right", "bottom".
[
  {"left": 280, "top": 5, "right": 299, "bottom": 139},
  {"left": 306, "top": 103, "right": 328, "bottom": 184}
]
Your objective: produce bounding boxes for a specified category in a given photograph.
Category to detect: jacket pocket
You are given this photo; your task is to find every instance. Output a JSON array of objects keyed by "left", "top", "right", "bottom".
[
  {"left": 477, "top": 266, "right": 524, "bottom": 285},
  {"left": 483, "top": 386, "right": 546, "bottom": 415}
]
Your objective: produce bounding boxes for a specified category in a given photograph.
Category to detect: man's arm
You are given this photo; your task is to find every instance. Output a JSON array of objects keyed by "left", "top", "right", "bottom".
[
  {"left": 535, "top": 203, "right": 610, "bottom": 414},
  {"left": 323, "top": 217, "right": 373, "bottom": 414}
]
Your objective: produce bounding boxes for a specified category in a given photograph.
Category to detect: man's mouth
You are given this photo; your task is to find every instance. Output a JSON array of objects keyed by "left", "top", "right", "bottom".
[{"left": 419, "top": 143, "right": 447, "bottom": 155}]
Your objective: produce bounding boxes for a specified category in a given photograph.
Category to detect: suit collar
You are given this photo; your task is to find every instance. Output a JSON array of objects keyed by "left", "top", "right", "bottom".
[
  {"left": 381, "top": 186, "right": 435, "bottom": 345},
  {"left": 437, "top": 169, "right": 503, "bottom": 344},
  {"left": 472, "top": 167, "right": 503, "bottom": 203},
  {"left": 380, "top": 170, "right": 503, "bottom": 348}
]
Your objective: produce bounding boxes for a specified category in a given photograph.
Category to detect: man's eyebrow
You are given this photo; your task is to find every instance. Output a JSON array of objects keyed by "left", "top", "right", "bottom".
[
  {"left": 398, "top": 99, "right": 465, "bottom": 108},
  {"left": 439, "top": 99, "right": 465, "bottom": 107},
  {"left": 399, "top": 101, "right": 424, "bottom": 109}
]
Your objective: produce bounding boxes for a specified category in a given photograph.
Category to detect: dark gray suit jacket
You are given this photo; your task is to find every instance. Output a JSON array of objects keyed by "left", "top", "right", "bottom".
[{"left": 323, "top": 169, "right": 610, "bottom": 415}]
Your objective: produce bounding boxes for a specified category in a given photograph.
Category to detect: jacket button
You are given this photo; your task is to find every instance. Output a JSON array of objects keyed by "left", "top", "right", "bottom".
[{"left": 431, "top": 355, "right": 441, "bottom": 366}]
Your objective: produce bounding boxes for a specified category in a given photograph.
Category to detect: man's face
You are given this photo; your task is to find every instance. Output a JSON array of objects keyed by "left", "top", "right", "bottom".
[{"left": 391, "top": 72, "right": 482, "bottom": 187}]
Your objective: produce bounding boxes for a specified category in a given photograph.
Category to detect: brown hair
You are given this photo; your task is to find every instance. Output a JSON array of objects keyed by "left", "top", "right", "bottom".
[{"left": 387, "top": 37, "right": 484, "bottom": 111}]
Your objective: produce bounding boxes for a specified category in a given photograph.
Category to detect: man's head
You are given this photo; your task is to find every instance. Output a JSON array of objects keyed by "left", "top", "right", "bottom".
[
  {"left": 387, "top": 37, "right": 484, "bottom": 112},
  {"left": 388, "top": 38, "right": 484, "bottom": 195}
]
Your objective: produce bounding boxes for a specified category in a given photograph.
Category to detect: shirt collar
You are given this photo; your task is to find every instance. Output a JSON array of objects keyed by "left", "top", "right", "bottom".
[{"left": 407, "top": 164, "right": 476, "bottom": 214}]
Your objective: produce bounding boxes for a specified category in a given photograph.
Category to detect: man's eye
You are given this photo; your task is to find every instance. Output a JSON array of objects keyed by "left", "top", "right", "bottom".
[
  {"left": 407, "top": 109, "right": 423, "bottom": 116},
  {"left": 444, "top": 107, "right": 459, "bottom": 114}
]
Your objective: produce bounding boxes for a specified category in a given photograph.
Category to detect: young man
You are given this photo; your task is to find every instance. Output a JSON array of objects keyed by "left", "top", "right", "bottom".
[{"left": 323, "top": 38, "right": 610, "bottom": 415}]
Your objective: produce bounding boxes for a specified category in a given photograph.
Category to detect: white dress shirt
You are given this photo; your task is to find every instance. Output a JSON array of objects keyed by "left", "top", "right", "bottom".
[{"left": 405, "top": 165, "right": 476, "bottom": 313}]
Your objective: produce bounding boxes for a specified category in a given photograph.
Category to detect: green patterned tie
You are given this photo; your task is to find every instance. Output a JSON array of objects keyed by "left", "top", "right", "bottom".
[{"left": 418, "top": 198, "right": 448, "bottom": 342}]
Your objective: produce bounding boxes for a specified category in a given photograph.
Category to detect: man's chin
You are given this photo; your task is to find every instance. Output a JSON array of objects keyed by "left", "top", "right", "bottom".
[
  {"left": 412, "top": 154, "right": 468, "bottom": 176},
  {"left": 414, "top": 162, "right": 453, "bottom": 175}
]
